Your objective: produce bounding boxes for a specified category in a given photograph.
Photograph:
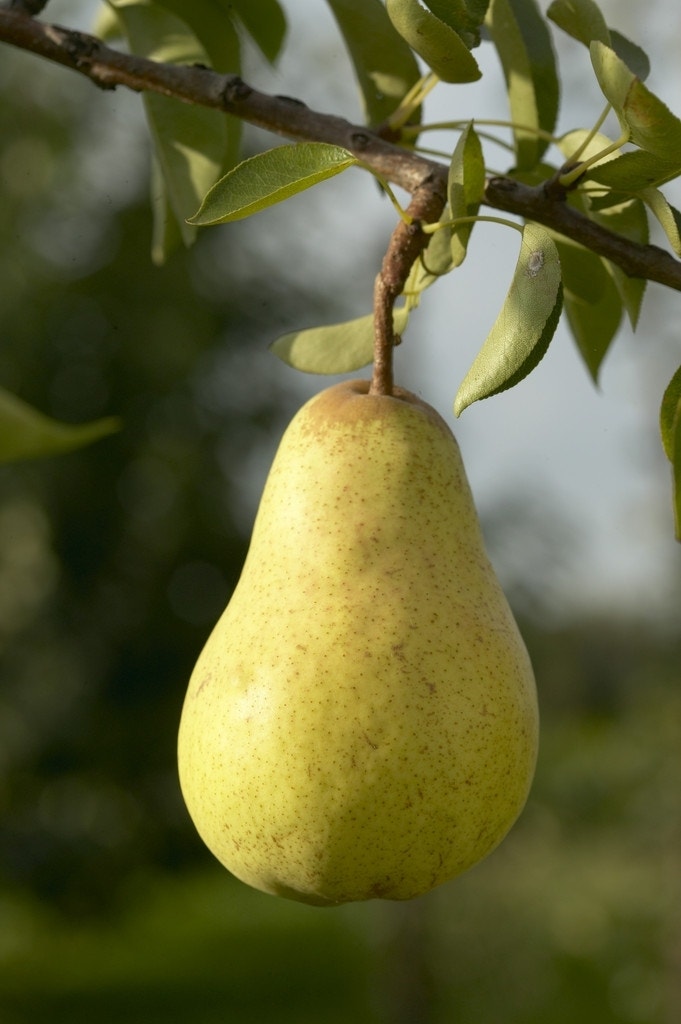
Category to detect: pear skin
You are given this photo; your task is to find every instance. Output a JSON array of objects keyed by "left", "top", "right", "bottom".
[{"left": 178, "top": 379, "right": 538, "bottom": 905}]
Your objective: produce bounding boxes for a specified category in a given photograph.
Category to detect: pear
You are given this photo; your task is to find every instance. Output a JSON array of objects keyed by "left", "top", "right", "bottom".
[{"left": 178, "top": 379, "right": 538, "bottom": 906}]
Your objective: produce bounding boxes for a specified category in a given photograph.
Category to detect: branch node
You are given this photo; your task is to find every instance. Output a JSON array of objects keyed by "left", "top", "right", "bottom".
[{"left": 222, "top": 75, "right": 252, "bottom": 104}]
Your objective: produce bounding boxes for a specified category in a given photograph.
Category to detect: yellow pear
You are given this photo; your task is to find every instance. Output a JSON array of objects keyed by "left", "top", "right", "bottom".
[{"left": 177, "top": 379, "right": 538, "bottom": 905}]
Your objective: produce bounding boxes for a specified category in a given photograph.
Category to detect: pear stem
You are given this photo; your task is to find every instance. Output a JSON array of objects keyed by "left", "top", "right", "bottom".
[{"left": 370, "top": 181, "right": 447, "bottom": 396}]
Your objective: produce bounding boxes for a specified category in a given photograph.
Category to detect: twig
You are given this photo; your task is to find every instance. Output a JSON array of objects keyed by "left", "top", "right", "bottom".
[
  {"left": 371, "top": 185, "right": 447, "bottom": 396},
  {"left": 1, "top": 9, "right": 680, "bottom": 293}
]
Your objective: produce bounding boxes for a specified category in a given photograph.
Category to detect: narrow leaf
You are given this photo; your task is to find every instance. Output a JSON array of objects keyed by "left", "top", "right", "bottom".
[
  {"left": 584, "top": 150, "right": 681, "bottom": 191},
  {"left": 271, "top": 308, "right": 410, "bottom": 375},
  {"left": 448, "top": 122, "right": 485, "bottom": 267},
  {"left": 454, "top": 223, "right": 563, "bottom": 415},
  {"left": 590, "top": 41, "right": 681, "bottom": 158},
  {"left": 591, "top": 196, "right": 648, "bottom": 327},
  {"left": 422, "top": 0, "right": 487, "bottom": 46},
  {"left": 554, "top": 236, "right": 622, "bottom": 380},
  {"left": 639, "top": 188, "right": 681, "bottom": 256},
  {"left": 546, "top": 0, "right": 610, "bottom": 48},
  {"left": 227, "top": 0, "right": 287, "bottom": 64},
  {"left": 188, "top": 144, "right": 358, "bottom": 225},
  {"left": 324, "top": 0, "right": 421, "bottom": 127},
  {"left": 659, "top": 366, "right": 681, "bottom": 540},
  {"left": 386, "top": 0, "right": 482, "bottom": 83},
  {"left": 0, "top": 388, "right": 119, "bottom": 463},
  {"left": 108, "top": 1, "right": 232, "bottom": 250},
  {"left": 660, "top": 365, "right": 681, "bottom": 462},
  {"left": 485, "top": 0, "right": 560, "bottom": 168},
  {"left": 404, "top": 217, "right": 455, "bottom": 308}
]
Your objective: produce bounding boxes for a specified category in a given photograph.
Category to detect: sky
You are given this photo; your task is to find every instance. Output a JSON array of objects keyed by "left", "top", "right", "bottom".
[{"left": 48, "top": 0, "right": 681, "bottom": 622}]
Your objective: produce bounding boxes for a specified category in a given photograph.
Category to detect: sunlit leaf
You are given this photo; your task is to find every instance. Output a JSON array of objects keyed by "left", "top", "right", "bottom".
[
  {"left": 590, "top": 41, "right": 681, "bottom": 158},
  {"left": 0, "top": 388, "right": 119, "bottom": 463},
  {"left": 422, "top": 0, "right": 490, "bottom": 46},
  {"left": 448, "top": 122, "right": 485, "bottom": 267},
  {"left": 386, "top": 0, "right": 482, "bottom": 83},
  {"left": 188, "top": 143, "right": 358, "bottom": 225},
  {"left": 639, "top": 189, "right": 681, "bottom": 256},
  {"left": 270, "top": 307, "right": 410, "bottom": 375},
  {"left": 454, "top": 223, "right": 563, "bottom": 415},
  {"left": 485, "top": 0, "right": 560, "bottom": 168},
  {"left": 584, "top": 150, "right": 681, "bottom": 191},
  {"left": 324, "top": 0, "right": 421, "bottom": 126},
  {"left": 659, "top": 365, "right": 681, "bottom": 540}
]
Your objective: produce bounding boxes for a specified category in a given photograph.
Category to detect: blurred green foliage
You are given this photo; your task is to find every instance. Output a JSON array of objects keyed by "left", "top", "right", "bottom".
[{"left": 0, "top": 18, "right": 680, "bottom": 1024}]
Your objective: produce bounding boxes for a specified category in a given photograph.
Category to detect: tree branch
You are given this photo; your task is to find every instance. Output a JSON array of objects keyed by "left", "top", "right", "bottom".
[{"left": 1, "top": 8, "right": 681, "bottom": 294}]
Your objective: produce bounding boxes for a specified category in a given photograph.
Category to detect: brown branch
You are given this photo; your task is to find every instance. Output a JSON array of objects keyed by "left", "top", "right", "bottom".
[
  {"left": 484, "top": 176, "right": 681, "bottom": 291},
  {"left": 1, "top": 8, "right": 681, "bottom": 295}
]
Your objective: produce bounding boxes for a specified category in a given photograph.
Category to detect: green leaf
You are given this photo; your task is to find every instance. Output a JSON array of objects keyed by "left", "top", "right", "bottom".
[
  {"left": 590, "top": 41, "right": 681, "bottom": 158},
  {"left": 107, "top": 1, "right": 232, "bottom": 252},
  {"left": 485, "top": 0, "right": 560, "bottom": 168},
  {"left": 584, "top": 150, "right": 681, "bottom": 191},
  {"left": 547, "top": 2, "right": 650, "bottom": 78},
  {"left": 659, "top": 365, "right": 681, "bottom": 540},
  {"left": 546, "top": 0, "right": 610, "bottom": 47},
  {"left": 591, "top": 196, "right": 648, "bottom": 327},
  {"left": 608, "top": 30, "right": 650, "bottom": 82},
  {"left": 660, "top": 365, "right": 681, "bottom": 462},
  {"left": 422, "top": 0, "right": 490, "bottom": 46},
  {"left": 324, "top": 0, "right": 421, "bottom": 127},
  {"left": 448, "top": 122, "right": 485, "bottom": 267},
  {"left": 554, "top": 236, "right": 622, "bottom": 381},
  {"left": 639, "top": 188, "right": 681, "bottom": 256},
  {"left": 270, "top": 308, "right": 410, "bottom": 375},
  {"left": 0, "top": 388, "right": 119, "bottom": 463},
  {"left": 454, "top": 223, "right": 563, "bottom": 415},
  {"left": 188, "top": 143, "right": 358, "bottom": 225},
  {"left": 228, "top": 0, "right": 287, "bottom": 64},
  {"left": 386, "top": 0, "right": 482, "bottom": 83},
  {"left": 404, "top": 217, "right": 455, "bottom": 308}
]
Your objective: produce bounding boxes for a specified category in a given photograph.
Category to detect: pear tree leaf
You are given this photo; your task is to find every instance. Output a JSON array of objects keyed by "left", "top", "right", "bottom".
[
  {"left": 584, "top": 150, "right": 681, "bottom": 191},
  {"left": 485, "top": 0, "right": 560, "bottom": 169},
  {"left": 107, "top": 1, "right": 232, "bottom": 251},
  {"left": 659, "top": 365, "right": 681, "bottom": 540},
  {"left": 227, "top": 0, "right": 287, "bottom": 64},
  {"left": 454, "top": 223, "right": 563, "bottom": 415},
  {"left": 639, "top": 189, "right": 681, "bottom": 256},
  {"left": 270, "top": 307, "right": 410, "bottom": 375},
  {"left": 590, "top": 41, "right": 681, "bottom": 158},
  {"left": 608, "top": 31, "right": 650, "bottom": 82},
  {"left": 421, "top": 0, "right": 490, "bottom": 47},
  {"left": 553, "top": 235, "right": 622, "bottom": 381},
  {"left": 385, "top": 0, "right": 482, "bottom": 83},
  {"left": 404, "top": 217, "right": 455, "bottom": 309},
  {"left": 448, "top": 121, "right": 485, "bottom": 267},
  {"left": 547, "top": 4, "right": 650, "bottom": 76},
  {"left": 0, "top": 388, "right": 119, "bottom": 463},
  {"left": 189, "top": 143, "right": 358, "bottom": 225},
  {"left": 590, "top": 196, "right": 648, "bottom": 327},
  {"left": 660, "top": 365, "right": 681, "bottom": 462},
  {"left": 546, "top": 0, "right": 609, "bottom": 47},
  {"left": 324, "top": 0, "right": 421, "bottom": 127}
]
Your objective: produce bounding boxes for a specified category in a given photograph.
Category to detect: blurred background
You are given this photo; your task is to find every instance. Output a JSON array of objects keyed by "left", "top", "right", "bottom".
[{"left": 1, "top": 1, "right": 680, "bottom": 1022}]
